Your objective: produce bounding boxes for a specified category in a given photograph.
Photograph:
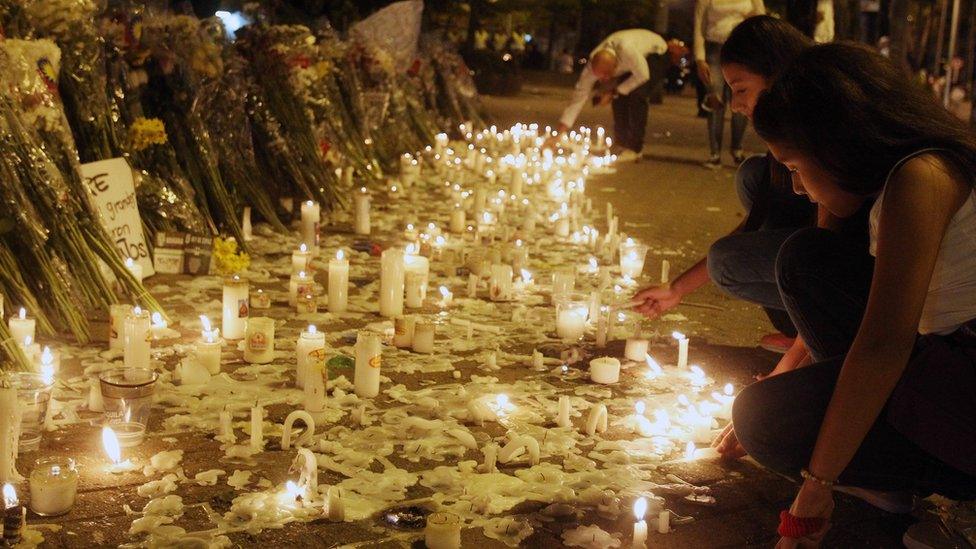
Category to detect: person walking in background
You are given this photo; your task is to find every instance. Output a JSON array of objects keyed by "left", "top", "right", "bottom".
[
  {"left": 694, "top": 0, "right": 765, "bottom": 168},
  {"left": 549, "top": 29, "right": 668, "bottom": 162}
]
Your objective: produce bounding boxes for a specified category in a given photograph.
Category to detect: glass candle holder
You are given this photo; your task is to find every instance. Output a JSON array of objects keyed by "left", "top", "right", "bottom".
[
  {"left": 618, "top": 241, "right": 649, "bottom": 279},
  {"left": 555, "top": 295, "right": 590, "bottom": 342},
  {"left": 29, "top": 457, "right": 78, "bottom": 516},
  {"left": 8, "top": 373, "right": 53, "bottom": 453},
  {"left": 99, "top": 368, "right": 158, "bottom": 447}
]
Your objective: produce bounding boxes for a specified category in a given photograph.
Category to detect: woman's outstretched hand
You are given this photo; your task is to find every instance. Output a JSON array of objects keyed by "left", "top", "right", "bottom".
[{"left": 632, "top": 285, "right": 682, "bottom": 319}]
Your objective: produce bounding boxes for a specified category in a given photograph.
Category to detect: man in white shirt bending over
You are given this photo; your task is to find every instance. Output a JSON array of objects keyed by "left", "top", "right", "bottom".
[{"left": 552, "top": 28, "right": 668, "bottom": 162}]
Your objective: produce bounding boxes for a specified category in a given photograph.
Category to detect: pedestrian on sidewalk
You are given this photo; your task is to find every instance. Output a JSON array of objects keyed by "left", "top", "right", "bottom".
[
  {"left": 633, "top": 17, "right": 828, "bottom": 357},
  {"left": 733, "top": 43, "right": 976, "bottom": 547},
  {"left": 694, "top": 0, "right": 765, "bottom": 168},
  {"left": 547, "top": 28, "right": 668, "bottom": 163}
]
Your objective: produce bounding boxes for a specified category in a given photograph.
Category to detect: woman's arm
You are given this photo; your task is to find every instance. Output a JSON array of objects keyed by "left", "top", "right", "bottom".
[{"left": 806, "top": 156, "right": 969, "bottom": 485}]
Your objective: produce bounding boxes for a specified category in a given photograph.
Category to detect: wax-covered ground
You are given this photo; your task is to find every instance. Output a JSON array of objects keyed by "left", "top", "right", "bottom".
[{"left": 19, "top": 77, "right": 919, "bottom": 549}]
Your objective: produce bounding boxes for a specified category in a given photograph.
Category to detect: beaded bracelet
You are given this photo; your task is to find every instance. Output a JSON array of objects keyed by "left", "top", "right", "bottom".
[{"left": 801, "top": 468, "right": 836, "bottom": 487}]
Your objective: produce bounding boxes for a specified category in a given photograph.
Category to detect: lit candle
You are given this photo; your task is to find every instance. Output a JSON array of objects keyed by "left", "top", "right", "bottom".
[
  {"left": 288, "top": 270, "right": 314, "bottom": 308},
  {"left": 243, "top": 317, "right": 275, "bottom": 364},
  {"left": 438, "top": 286, "right": 453, "bottom": 307},
  {"left": 193, "top": 316, "right": 221, "bottom": 375},
  {"left": 2, "top": 484, "right": 24, "bottom": 545},
  {"left": 300, "top": 200, "right": 320, "bottom": 249},
  {"left": 297, "top": 293, "right": 317, "bottom": 314},
  {"left": 354, "top": 333, "right": 382, "bottom": 398},
  {"left": 556, "top": 396, "right": 572, "bottom": 428},
  {"left": 29, "top": 457, "right": 77, "bottom": 516},
  {"left": 108, "top": 304, "right": 130, "bottom": 350},
  {"left": 434, "top": 132, "right": 449, "bottom": 155},
  {"left": 0, "top": 385, "right": 20, "bottom": 483},
  {"left": 632, "top": 497, "right": 648, "bottom": 548},
  {"left": 673, "top": 331, "right": 689, "bottom": 369},
  {"left": 102, "top": 426, "right": 136, "bottom": 473},
  {"left": 150, "top": 311, "right": 170, "bottom": 339},
  {"left": 251, "top": 288, "right": 272, "bottom": 309},
  {"left": 660, "top": 259, "right": 671, "bottom": 285},
  {"left": 7, "top": 308, "right": 35, "bottom": 347},
  {"left": 37, "top": 347, "right": 59, "bottom": 385},
  {"left": 404, "top": 249, "right": 430, "bottom": 309},
  {"left": 424, "top": 511, "right": 462, "bottom": 549},
  {"left": 489, "top": 264, "right": 514, "bottom": 302},
  {"left": 619, "top": 239, "right": 648, "bottom": 279},
  {"left": 250, "top": 403, "right": 264, "bottom": 452},
  {"left": 219, "top": 407, "right": 235, "bottom": 443},
  {"left": 295, "top": 325, "right": 326, "bottom": 389},
  {"left": 124, "top": 257, "right": 143, "bottom": 284},
  {"left": 449, "top": 204, "right": 466, "bottom": 234},
  {"left": 304, "top": 351, "right": 328, "bottom": 420},
  {"left": 624, "top": 338, "right": 649, "bottom": 362},
  {"left": 555, "top": 299, "right": 588, "bottom": 341},
  {"left": 123, "top": 306, "right": 151, "bottom": 369},
  {"left": 380, "top": 249, "right": 406, "bottom": 318},
  {"left": 354, "top": 187, "right": 371, "bottom": 235},
  {"left": 589, "top": 357, "right": 621, "bottom": 384},
  {"left": 585, "top": 403, "right": 608, "bottom": 436},
  {"left": 328, "top": 249, "right": 349, "bottom": 313},
  {"left": 221, "top": 276, "right": 249, "bottom": 340},
  {"left": 412, "top": 321, "right": 435, "bottom": 354},
  {"left": 292, "top": 243, "right": 312, "bottom": 274},
  {"left": 392, "top": 316, "right": 416, "bottom": 349}
]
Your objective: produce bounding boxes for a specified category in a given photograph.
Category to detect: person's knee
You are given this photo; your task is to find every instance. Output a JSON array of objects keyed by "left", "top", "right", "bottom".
[
  {"left": 732, "top": 382, "right": 796, "bottom": 475},
  {"left": 775, "top": 227, "right": 837, "bottom": 298},
  {"left": 735, "top": 155, "right": 768, "bottom": 211}
]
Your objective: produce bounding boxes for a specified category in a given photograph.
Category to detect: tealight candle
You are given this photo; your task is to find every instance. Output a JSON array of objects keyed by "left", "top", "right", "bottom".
[
  {"left": 288, "top": 271, "right": 314, "bottom": 308},
  {"left": 300, "top": 200, "right": 320, "bottom": 249},
  {"left": 292, "top": 243, "right": 312, "bottom": 274},
  {"left": 297, "top": 293, "right": 317, "bottom": 314},
  {"left": 29, "top": 457, "right": 78, "bottom": 516},
  {"left": 425, "top": 512, "right": 462, "bottom": 549},
  {"left": 633, "top": 497, "right": 648, "bottom": 548},
  {"left": 251, "top": 289, "right": 271, "bottom": 309},
  {"left": 589, "top": 357, "right": 621, "bottom": 384},
  {"left": 296, "top": 325, "right": 326, "bottom": 389},
  {"left": 123, "top": 306, "right": 151, "bottom": 369},
  {"left": 379, "top": 249, "right": 405, "bottom": 318},
  {"left": 354, "top": 187, "right": 371, "bottom": 235},
  {"left": 392, "top": 316, "right": 416, "bottom": 349},
  {"left": 243, "top": 317, "right": 275, "bottom": 364},
  {"left": 412, "top": 321, "right": 435, "bottom": 354},
  {"left": 555, "top": 298, "right": 588, "bottom": 341},
  {"left": 222, "top": 276, "right": 249, "bottom": 340},
  {"left": 328, "top": 250, "right": 349, "bottom": 313},
  {"left": 673, "top": 331, "right": 689, "bottom": 369},
  {"left": 624, "top": 338, "right": 649, "bottom": 362},
  {"left": 8, "top": 308, "right": 35, "bottom": 347},
  {"left": 108, "top": 304, "right": 130, "bottom": 350},
  {"left": 354, "top": 333, "right": 382, "bottom": 398}
]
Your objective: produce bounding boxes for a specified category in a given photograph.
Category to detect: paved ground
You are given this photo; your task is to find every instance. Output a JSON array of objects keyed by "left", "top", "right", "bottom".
[{"left": 480, "top": 72, "right": 917, "bottom": 548}]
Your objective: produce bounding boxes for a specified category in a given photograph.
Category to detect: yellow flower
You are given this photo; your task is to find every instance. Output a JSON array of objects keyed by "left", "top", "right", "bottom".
[
  {"left": 129, "top": 117, "right": 168, "bottom": 151},
  {"left": 212, "top": 237, "right": 251, "bottom": 275}
]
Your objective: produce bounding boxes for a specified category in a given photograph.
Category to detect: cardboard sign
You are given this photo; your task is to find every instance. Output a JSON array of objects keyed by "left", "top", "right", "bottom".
[{"left": 79, "top": 158, "right": 154, "bottom": 277}]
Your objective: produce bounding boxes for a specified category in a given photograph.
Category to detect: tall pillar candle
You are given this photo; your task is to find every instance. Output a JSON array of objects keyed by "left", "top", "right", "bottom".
[
  {"left": 108, "top": 304, "right": 130, "bottom": 350},
  {"left": 404, "top": 253, "right": 429, "bottom": 309},
  {"left": 296, "top": 325, "right": 326, "bottom": 389},
  {"left": 328, "top": 250, "right": 349, "bottom": 313},
  {"left": 300, "top": 200, "right": 320, "bottom": 248},
  {"left": 123, "top": 307, "right": 151, "bottom": 369},
  {"left": 291, "top": 244, "right": 312, "bottom": 274},
  {"left": 304, "top": 356, "right": 328, "bottom": 419},
  {"left": 244, "top": 317, "right": 275, "bottom": 364},
  {"left": 222, "top": 276, "right": 249, "bottom": 340},
  {"left": 354, "top": 188, "right": 371, "bottom": 235},
  {"left": 0, "top": 385, "right": 21, "bottom": 483},
  {"left": 8, "top": 308, "right": 35, "bottom": 348},
  {"left": 379, "top": 249, "right": 405, "bottom": 318},
  {"left": 195, "top": 316, "right": 222, "bottom": 375},
  {"left": 354, "top": 333, "right": 382, "bottom": 398}
]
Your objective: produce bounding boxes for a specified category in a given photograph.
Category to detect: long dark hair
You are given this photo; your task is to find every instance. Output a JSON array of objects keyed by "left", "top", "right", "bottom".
[
  {"left": 753, "top": 43, "right": 976, "bottom": 195},
  {"left": 720, "top": 16, "right": 813, "bottom": 79}
]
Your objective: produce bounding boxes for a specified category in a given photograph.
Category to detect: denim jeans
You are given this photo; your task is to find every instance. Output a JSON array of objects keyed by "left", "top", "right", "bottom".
[
  {"left": 707, "top": 155, "right": 816, "bottom": 336},
  {"left": 611, "top": 54, "right": 666, "bottom": 153},
  {"left": 733, "top": 227, "right": 976, "bottom": 499},
  {"left": 705, "top": 41, "right": 747, "bottom": 156}
]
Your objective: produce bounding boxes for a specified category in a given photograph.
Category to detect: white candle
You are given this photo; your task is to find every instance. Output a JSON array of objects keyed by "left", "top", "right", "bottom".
[
  {"left": 304, "top": 354, "right": 328, "bottom": 419},
  {"left": 551, "top": 269, "right": 576, "bottom": 299},
  {"left": 354, "top": 187, "right": 371, "bottom": 235},
  {"left": 554, "top": 216, "right": 570, "bottom": 238},
  {"left": 8, "top": 308, "right": 35, "bottom": 347},
  {"left": 555, "top": 300, "right": 588, "bottom": 341},
  {"left": 674, "top": 331, "right": 689, "bottom": 369},
  {"left": 292, "top": 243, "right": 312, "bottom": 274},
  {"left": 467, "top": 273, "right": 479, "bottom": 297},
  {"left": 589, "top": 357, "right": 621, "bottom": 384},
  {"left": 250, "top": 404, "right": 264, "bottom": 452},
  {"left": 108, "top": 304, "right": 130, "bottom": 350},
  {"left": 295, "top": 325, "right": 326, "bottom": 388},
  {"left": 0, "top": 385, "right": 21, "bottom": 483},
  {"left": 434, "top": 133, "right": 449, "bottom": 154},
  {"left": 438, "top": 286, "right": 454, "bottom": 307},
  {"left": 449, "top": 205, "right": 466, "bottom": 234},
  {"left": 661, "top": 260, "right": 671, "bottom": 285},
  {"left": 289, "top": 271, "right": 314, "bottom": 308},
  {"left": 326, "top": 486, "right": 344, "bottom": 521},
  {"left": 242, "top": 206, "right": 253, "bottom": 241},
  {"left": 425, "top": 512, "right": 461, "bottom": 549},
  {"left": 498, "top": 435, "right": 540, "bottom": 465},
  {"left": 219, "top": 407, "right": 234, "bottom": 442},
  {"left": 556, "top": 396, "right": 572, "bottom": 428},
  {"left": 404, "top": 247, "right": 430, "bottom": 310},
  {"left": 251, "top": 288, "right": 271, "bottom": 309},
  {"left": 379, "top": 249, "right": 405, "bottom": 318},
  {"left": 36, "top": 347, "right": 59, "bottom": 384},
  {"left": 244, "top": 317, "right": 275, "bottom": 364},
  {"left": 195, "top": 315, "right": 221, "bottom": 375},
  {"left": 624, "top": 338, "right": 650, "bottom": 362},
  {"left": 412, "top": 321, "right": 435, "bottom": 354},
  {"left": 619, "top": 240, "right": 649, "bottom": 279},
  {"left": 657, "top": 510, "right": 670, "bottom": 534},
  {"left": 29, "top": 457, "right": 78, "bottom": 516},
  {"left": 124, "top": 257, "right": 143, "bottom": 284},
  {"left": 532, "top": 349, "right": 545, "bottom": 369},
  {"left": 392, "top": 316, "right": 416, "bottom": 349},
  {"left": 482, "top": 443, "right": 498, "bottom": 473},
  {"left": 300, "top": 200, "right": 320, "bottom": 248},
  {"left": 632, "top": 498, "right": 648, "bottom": 548},
  {"left": 123, "top": 306, "right": 151, "bottom": 369},
  {"left": 585, "top": 403, "right": 608, "bottom": 436},
  {"left": 489, "top": 264, "right": 514, "bottom": 302},
  {"left": 595, "top": 314, "right": 608, "bottom": 348},
  {"left": 328, "top": 250, "right": 349, "bottom": 313},
  {"left": 222, "top": 276, "right": 249, "bottom": 340},
  {"left": 297, "top": 293, "right": 317, "bottom": 314},
  {"left": 354, "top": 333, "right": 382, "bottom": 398}
]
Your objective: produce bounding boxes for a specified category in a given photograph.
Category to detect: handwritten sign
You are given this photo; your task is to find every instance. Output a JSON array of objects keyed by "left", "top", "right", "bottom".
[{"left": 79, "top": 158, "right": 154, "bottom": 277}]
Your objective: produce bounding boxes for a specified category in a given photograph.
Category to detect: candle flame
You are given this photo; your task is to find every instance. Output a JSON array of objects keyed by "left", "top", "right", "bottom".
[
  {"left": 285, "top": 480, "right": 304, "bottom": 500},
  {"left": 439, "top": 286, "right": 450, "bottom": 298},
  {"left": 520, "top": 269, "right": 532, "bottom": 283},
  {"left": 308, "top": 324, "right": 317, "bottom": 334},
  {"left": 672, "top": 331, "right": 686, "bottom": 341},
  {"left": 151, "top": 312, "right": 166, "bottom": 328},
  {"left": 299, "top": 243, "right": 308, "bottom": 253},
  {"left": 644, "top": 354, "right": 662, "bottom": 374},
  {"left": 589, "top": 257, "right": 598, "bottom": 269},
  {"left": 125, "top": 257, "right": 135, "bottom": 268},
  {"left": 40, "top": 346, "right": 53, "bottom": 365},
  {"left": 634, "top": 497, "right": 647, "bottom": 520},
  {"left": 635, "top": 400, "right": 646, "bottom": 416},
  {"left": 405, "top": 243, "right": 417, "bottom": 256},
  {"left": 690, "top": 365, "right": 705, "bottom": 379},
  {"left": 298, "top": 271, "right": 306, "bottom": 278},
  {"left": 133, "top": 305, "right": 143, "bottom": 316},
  {"left": 406, "top": 223, "right": 414, "bottom": 231},
  {"left": 685, "top": 441, "right": 696, "bottom": 461},
  {"left": 336, "top": 249, "right": 345, "bottom": 261},
  {"left": 102, "top": 426, "right": 122, "bottom": 464},
  {"left": 724, "top": 383, "right": 734, "bottom": 396},
  {"left": 200, "top": 315, "right": 212, "bottom": 332},
  {"left": 435, "top": 235, "right": 446, "bottom": 246},
  {"left": 2, "top": 483, "right": 17, "bottom": 508},
  {"left": 496, "top": 394, "right": 509, "bottom": 408},
  {"left": 18, "top": 307, "right": 25, "bottom": 320},
  {"left": 360, "top": 186, "right": 367, "bottom": 193},
  {"left": 22, "top": 336, "right": 32, "bottom": 347},
  {"left": 306, "top": 200, "right": 314, "bottom": 207}
]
